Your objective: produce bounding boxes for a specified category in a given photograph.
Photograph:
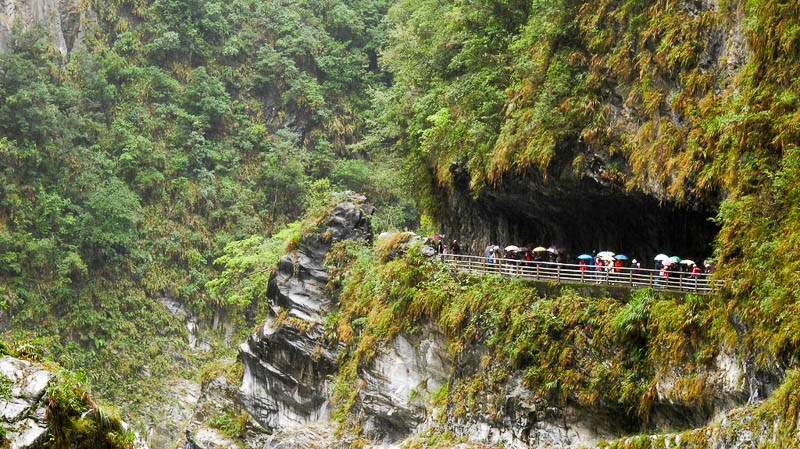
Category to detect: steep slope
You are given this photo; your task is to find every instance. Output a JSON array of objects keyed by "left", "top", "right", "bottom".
[
  {"left": 0, "top": 349, "right": 143, "bottom": 449},
  {"left": 379, "top": 0, "right": 800, "bottom": 397},
  {"left": 0, "top": 0, "right": 404, "bottom": 443}
]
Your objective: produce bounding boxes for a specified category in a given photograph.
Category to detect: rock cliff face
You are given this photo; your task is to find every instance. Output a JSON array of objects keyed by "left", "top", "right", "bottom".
[
  {"left": 236, "top": 224, "right": 778, "bottom": 448},
  {"left": 0, "top": 0, "right": 87, "bottom": 54},
  {"left": 0, "top": 355, "right": 148, "bottom": 449},
  {"left": 356, "top": 329, "right": 451, "bottom": 441},
  {"left": 239, "top": 196, "right": 372, "bottom": 431},
  {"left": 430, "top": 0, "right": 752, "bottom": 262},
  {"left": 0, "top": 356, "right": 51, "bottom": 449}
]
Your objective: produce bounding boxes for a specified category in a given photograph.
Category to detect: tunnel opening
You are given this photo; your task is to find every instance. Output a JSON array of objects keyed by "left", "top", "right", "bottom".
[{"left": 437, "top": 164, "right": 720, "bottom": 270}]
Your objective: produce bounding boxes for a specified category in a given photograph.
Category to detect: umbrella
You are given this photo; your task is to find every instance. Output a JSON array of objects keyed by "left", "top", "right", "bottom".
[
  {"left": 614, "top": 254, "right": 629, "bottom": 261},
  {"left": 547, "top": 245, "right": 559, "bottom": 254},
  {"left": 669, "top": 256, "right": 682, "bottom": 264},
  {"left": 429, "top": 234, "right": 443, "bottom": 240},
  {"left": 505, "top": 245, "right": 521, "bottom": 252},
  {"left": 596, "top": 251, "right": 615, "bottom": 258},
  {"left": 577, "top": 254, "right": 594, "bottom": 261},
  {"left": 492, "top": 245, "right": 501, "bottom": 251},
  {"left": 654, "top": 254, "right": 669, "bottom": 261},
  {"left": 601, "top": 255, "right": 615, "bottom": 262},
  {"left": 680, "top": 259, "right": 696, "bottom": 266},
  {"left": 517, "top": 247, "right": 530, "bottom": 253},
  {"left": 661, "top": 259, "right": 674, "bottom": 266},
  {"left": 533, "top": 246, "right": 548, "bottom": 252}
]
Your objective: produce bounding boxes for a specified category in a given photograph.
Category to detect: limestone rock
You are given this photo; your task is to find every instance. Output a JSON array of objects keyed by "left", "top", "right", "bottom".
[
  {"left": 0, "top": 0, "right": 90, "bottom": 55},
  {"left": 0, "top": 356, "right": 51, "bottom": 449},
  {"left": 239, "top": 196, "right": 372, "bottom": 431},
  {"left": 143, "top": 377, "right": 202, "bottom": 449},
  {"left": 358, "top": 330, "right": 451, "bottom": 442}
]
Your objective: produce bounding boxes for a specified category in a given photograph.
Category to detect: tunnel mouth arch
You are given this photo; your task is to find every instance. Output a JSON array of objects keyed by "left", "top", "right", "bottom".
[{"left": 435, "top": 164, "right": 720, "bottom": 269}]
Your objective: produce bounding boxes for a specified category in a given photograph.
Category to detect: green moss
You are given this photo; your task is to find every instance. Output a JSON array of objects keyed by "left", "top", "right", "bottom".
[
  {"left": 45, "top": 368, "right": 134, "bottom": 449},
  {"left": 594, "top": 369, "right": 800, "bottom": 448},
  {"left": 206, "top": 410, "right": 248, "bottom": 438},
  {"left": 329, "top": 235, "right": 728, "bottom": 431}
]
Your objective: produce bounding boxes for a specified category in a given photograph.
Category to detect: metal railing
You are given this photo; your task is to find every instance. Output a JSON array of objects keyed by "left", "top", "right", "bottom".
[{"left": 439, "top": 254, "right": 723, "bottom": 294}]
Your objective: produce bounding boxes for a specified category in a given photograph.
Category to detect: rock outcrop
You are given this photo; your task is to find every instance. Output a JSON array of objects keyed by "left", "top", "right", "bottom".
[
  {"left": 239, "top": 195, "right": 372, "bottom": 431},
  {"left": 0, "top": 356, "right": 51, "bottom": 449},
  {"left": 438, "top": 161, "right": 720, "bottom": 263},
  {"left": 0, "top": 0, "right": 88, "bottom": 54},
  {"left": 357, "top": 329, "right": 451, "bottom": 442},
  {"left": 0, "top": 354, "right": 148, "bottom": 449}
]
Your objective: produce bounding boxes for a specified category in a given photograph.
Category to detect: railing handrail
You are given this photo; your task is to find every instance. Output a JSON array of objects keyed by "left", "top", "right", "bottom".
[{"left": 438, "top": 253, "right": 722, "bottom": 294}]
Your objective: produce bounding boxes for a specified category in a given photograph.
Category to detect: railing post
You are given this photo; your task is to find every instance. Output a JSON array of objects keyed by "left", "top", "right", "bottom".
[{"left": 557, "top": 264, "right": 561, "bottom": 283}]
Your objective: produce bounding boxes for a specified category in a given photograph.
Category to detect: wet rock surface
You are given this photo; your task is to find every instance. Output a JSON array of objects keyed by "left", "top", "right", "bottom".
[
  {"left": 0, "top": 356, "right": 51, "bottom": 449},
  {"left": 239, "top": 196, "right": 372, "bottom": 431},
  {"left": 357, "top": 330, "right": 451, "bottom": 442},
  {"left": 143, "top": 377, "right": 201, "bottom": 449},
  {"left": 0, "top": 0, "right": 89, "bottom": 54}
]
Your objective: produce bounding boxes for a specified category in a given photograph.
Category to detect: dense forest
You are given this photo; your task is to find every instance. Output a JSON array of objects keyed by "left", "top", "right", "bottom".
[
  {"left": 0, "top": 0, "right": 413, "bottom": 413},
  {"left": 2, "top": 0, "right": 800, "bottom": 446}
]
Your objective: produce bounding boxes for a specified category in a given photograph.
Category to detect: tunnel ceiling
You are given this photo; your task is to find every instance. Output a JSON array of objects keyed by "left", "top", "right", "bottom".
[{"left": 437, "top": 163, "right": 720, "bottom": 267}]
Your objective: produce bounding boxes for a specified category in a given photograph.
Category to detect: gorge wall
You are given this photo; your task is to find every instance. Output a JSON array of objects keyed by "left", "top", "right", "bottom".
[
  {"left": 0, "top": 0, "right": 86, "bottom": 54},
  {"left": 234, "top": 201, "right": 781, "bottom": 448}
]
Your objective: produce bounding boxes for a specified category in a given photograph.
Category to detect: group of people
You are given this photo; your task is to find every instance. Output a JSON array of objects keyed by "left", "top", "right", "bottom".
[
  {"left": 485, "top": 245, "right": 566, "bottom": 264},
  {"left": 485, "top": 244, "right": 714, "bottom": 279},
  {"left": 431, "top": 237, "right": 460, "bottom": 255},
  {"left": 431, "top": 235, "right": 714, "bottom": 279}
]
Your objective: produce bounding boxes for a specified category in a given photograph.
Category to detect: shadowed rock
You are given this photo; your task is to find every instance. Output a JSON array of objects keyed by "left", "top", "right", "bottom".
[{"left": 239, "top": 195, "right": 372, "bottom": 431}]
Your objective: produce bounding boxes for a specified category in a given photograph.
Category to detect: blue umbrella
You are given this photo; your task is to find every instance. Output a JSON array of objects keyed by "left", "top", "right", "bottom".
[
  {"left": 614, "top": 254, "right": 629, "bottom": 261},
  {"left": 577, "top": 254, "right": 594, "bottom": 261}
]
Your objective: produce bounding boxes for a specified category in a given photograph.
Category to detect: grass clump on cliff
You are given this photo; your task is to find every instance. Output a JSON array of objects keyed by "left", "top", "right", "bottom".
[
  {"left": 595, "top": 368, "right": 800, "bottom": 448},
  {"left": 46, "top": 368, "right": 135, "bottom": 449},
  {"left": 380, "top": 0, "right": 800, "bottom": 378},
  {"left": 328, "top": 235, "right": 732, "bottom": 432}
]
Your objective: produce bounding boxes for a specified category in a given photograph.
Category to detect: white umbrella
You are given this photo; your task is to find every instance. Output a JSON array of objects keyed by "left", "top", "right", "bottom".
[
  {"left": 654, "top": 254, "right": 669, "bottom": 261},
  {"left": 505, "top": 245, "right": 521, "bottom": 252},
  {"left": 680, "top": 259, "right": 696, "bottom": 266},
  {"left": 596, "top": 251, "right": 615, "bottom": 258}
]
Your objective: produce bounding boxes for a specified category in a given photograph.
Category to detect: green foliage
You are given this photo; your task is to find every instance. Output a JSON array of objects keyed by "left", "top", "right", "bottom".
[
  {"left": 0, "top": 374, "right": 12, "bottom": 399},
  {"left": 206, "top": 410, "right": 248, "bottom": 437},
  {"left": 206, "top": 222, "right": 301, "bottom": 310},
  {"left": 329, "top": 236, "right": 726, "bottom": 428},
  {"left": 378, "top": 0, "right": 800, "bottom": 385},
  {"left": 0, "top": 0, "right": 408, "bottom": 433},
  {"left": 45, "top": 368, "right": 135, "bottom": 449},
  {"left": 597, "top": 369, "right": 800, "bottom": 448}
]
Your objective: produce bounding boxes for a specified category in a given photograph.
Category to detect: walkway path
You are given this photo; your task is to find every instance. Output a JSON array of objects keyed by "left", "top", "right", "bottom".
[{"left": 440, "top": 254, "right": 722, "bottom": 295}]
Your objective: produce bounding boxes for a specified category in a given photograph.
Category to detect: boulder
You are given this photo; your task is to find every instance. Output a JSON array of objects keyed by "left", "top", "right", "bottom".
[{"left": 0, "top": 356, "right": 51, "bottom": 449}]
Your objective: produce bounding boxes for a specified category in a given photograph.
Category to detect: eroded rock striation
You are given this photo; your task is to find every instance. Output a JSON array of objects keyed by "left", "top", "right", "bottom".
[
  {"left": 0, "top": 0, "right": 88, "bottom": 54},
  {"left": 239, "top": 195, "right": 373, "bottom": 431},
  {"left": 0, "top": 356, "right": 51, "bottom": 449}
]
